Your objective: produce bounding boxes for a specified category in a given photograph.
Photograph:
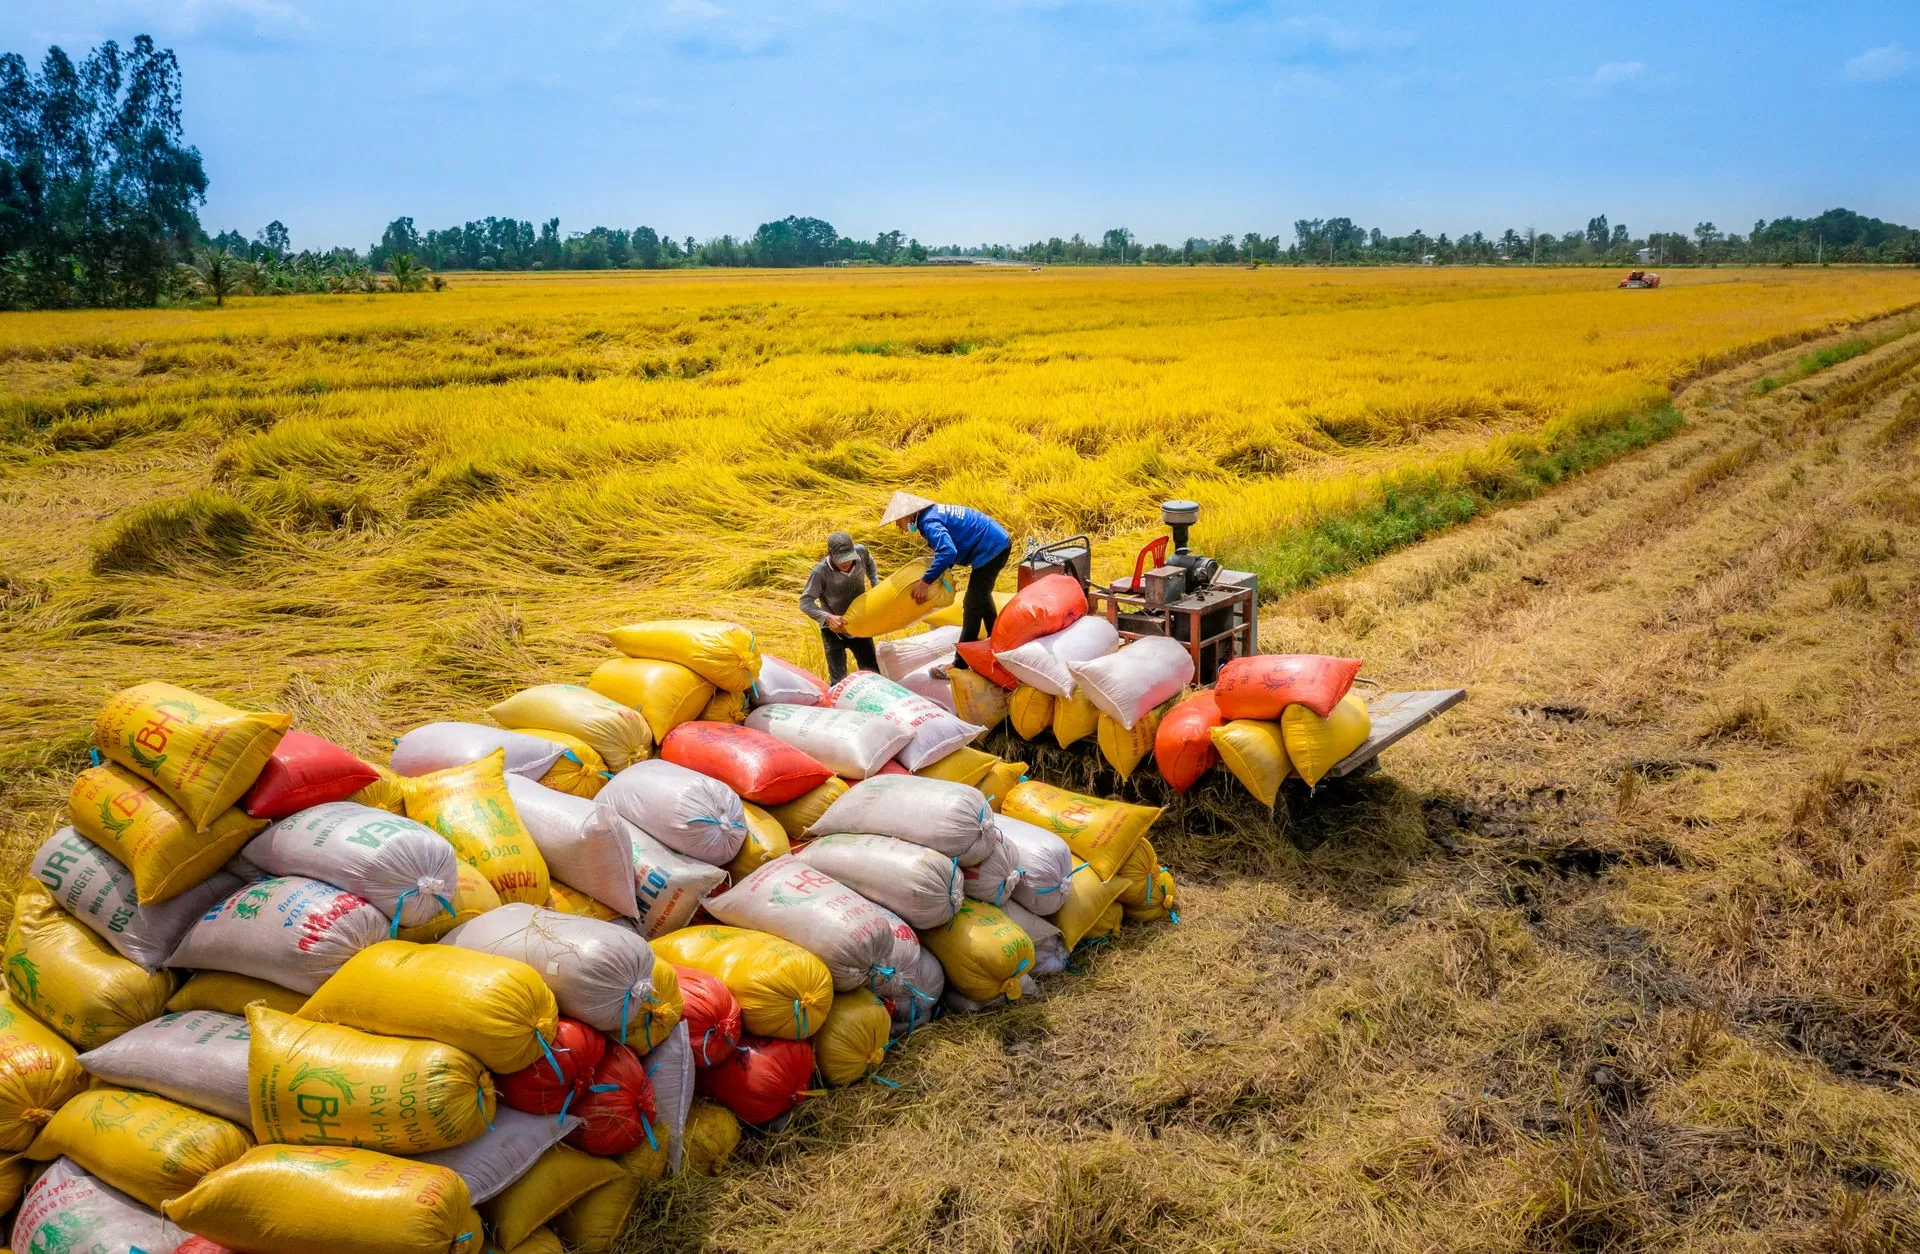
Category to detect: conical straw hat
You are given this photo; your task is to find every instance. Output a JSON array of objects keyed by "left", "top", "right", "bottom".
[{"left": 880, "top": 491, "right": 935, "bottom": 526}]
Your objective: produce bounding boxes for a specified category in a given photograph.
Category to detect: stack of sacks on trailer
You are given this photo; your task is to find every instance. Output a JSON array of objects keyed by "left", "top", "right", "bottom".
[{"left": 1155, "top": 654, "right": 1373, "bottom": 806}]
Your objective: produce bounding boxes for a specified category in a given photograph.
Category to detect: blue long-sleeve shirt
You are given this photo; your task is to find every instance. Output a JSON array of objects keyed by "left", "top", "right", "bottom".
[{"left": 916, "top": 504, "right": 1010, "bottom": 583}]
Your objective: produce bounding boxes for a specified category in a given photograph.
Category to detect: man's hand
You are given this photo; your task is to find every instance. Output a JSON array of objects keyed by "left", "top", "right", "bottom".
[
  {"left": 909, "top": 580, "right": 934, "bottom": 604},
  {"left": 825, "top": 614, "right": 846, "bottom": 632}
]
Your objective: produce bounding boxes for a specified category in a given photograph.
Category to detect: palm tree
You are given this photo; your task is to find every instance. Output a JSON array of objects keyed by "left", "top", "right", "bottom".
[
  {"left": 386, "top": 252, "right": 429, "bottom": 292},
  {"left": 190, "top": 247, "right": 244, "bottom": 306}
]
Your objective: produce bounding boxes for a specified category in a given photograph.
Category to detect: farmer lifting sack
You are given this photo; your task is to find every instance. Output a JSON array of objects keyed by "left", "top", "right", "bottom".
[
  {"left": 598, "top": 758, "right": 748, "bottom": 867},
  {"left": 793, "top": 833, "right": 962, "bottom": 928},
  {"left": 444, "top": 906, "right": 655, "bottom": 1042},
  {"left": 995, "top": 615, "right": 1118, "bottom": 697},
  {"left": 0, "top": 989, "right": 86, "bottom": 1150},
  {"left": 661, "top": 721, "right": 833, "bottom": 805},
  {"left": 829, "top": 672, "right": 985, "bottom": 770},
  {"left": 247, "top": 1005, "right": 495, "bottom": 1154},
  {"left": 4, "top": 880, "right": 171, "bottom": 1049},
  {"left": 808, "top": 775, "right": 998, "bottom": 863},
  {"left": 1212, "top": 718, "right": 1291, "bottom": 807},
  {"left": 1000, "top": 779, "right": 1159, "bottom": 880},
  {"left": 588, "top": 656, "right": 716, "bottom": 744},
  {"left": 69, "top": 761, "right": 265, "bottom": 903},
  {"left": 93, "top": 681, "right": 290, "bottom": 833},
  {"left": 241, "top": 729, "right": 380, "bottom": 819},
  {"left": 404, "top": 749, "right": 552, "bottom": 906},
  {"left": 1283, "top": 692, "right": 1373, "bottom": 786},
  {"left": 812, "top": 989, "right": 890, "bottom": 1086},
  {"left": 629, "top": 827, "right": 729, "bottom": 940},
  {"left": 79, "top": 1010, "right": 251, "bottom": 1125},
  {"left": 168, "top": 875, "right": 389, "bottom": 995},
  {"left": 1214, "top": 653, "right": 1363, "bottom": 720},
  {"left": 918, "top": 899, "right": 1034, "bottom": 1004},
  {"left": 1156, "top": 690, "right": 1223, "bottom": 792},
  {"left": 705, "top": 857, "right": 895, "bottom": 991},
  {"left": 840, "top": 559, "right": 955, "bottom": 637},
  {"left": 998, "top": 814, "right": 1075, "bottom": 916},
  {"left": 30, "top": 826, "right": 240, "bottom": 970},
  {"left": 606, "top": 620, "right": 762, "bottom": 693},
  {"left": 744, "top": 704, "right": 911, "bottom": 780},
  {"left": 390, "top": 722, "right": 566, "bottom": 780},
  {"left": 989, "top": 572, "right": 1087, "bottom": 653},
  {"left": 651, "top": 926, "right": 833, "bottom": 1041},
  {"left": 505, "top": 775, "right": 642, "bottom": 919},
  {"left": 1068, "top": 636, "right": 1195, "bottom": 730},
  {"left": 28, "top": 1088, "right": 252, "bottom": 1211},
  {"left": 242, "top": 802, "right": 459, "bottom": 930},
  {"left": 489, "top": 683, "right": 654, "bottom": 772}
]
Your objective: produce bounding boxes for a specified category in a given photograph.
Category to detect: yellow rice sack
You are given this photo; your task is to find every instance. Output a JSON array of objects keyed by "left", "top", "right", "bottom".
[
  {"left": 0, "top": 989, "right": 87, "bottom": 1152},
  {"left": 28, "top": 1088, "right": 251, "bottom": 1210},
  {"left": 812, "top": 989, "right": 890, "bottom": 1086},
  {"left": 979, "top": 759, "right": 1026, "bottom": 812},
  {"left": 1096, "top": 699, "right": 1171, "bottom": 782},
  {"left": 1125, "top": 866, "right": 1178, "bottom": 924},
  {"left": 1001, "top": 780, "right": 1159, "bottom": 881},
  {"left": 0, "top": 1150, "right": 28, "bottom": 1214},
  {"left": 246, "top": 1006, "right": 495, "bottom": 1154},
  {"left": 605, "top": 620, "right": 762, "bottom": 693},
  {"left": 546, "top": 880, "right": 622, "bottom": 922},
  {"left": 348, "top": 765, "right": 411, "bottom": 814},
  {"left": 913, "top": 746, "right": 997, "bottom": 789},
  {"left": 3, "top": 880, "right": 171, "bottom": 1050},
  {"left": 919, "top": 900, "right": 1033, "bottom": 1004},
  {"left": 69, "top": 764, "right": 266, "bottom": 904},
  {"left": 638, "top": 956, "right": 683, "bottom": 1051},
  {"left": 517, "top": 729, "right": 607, "bottom": 799},
  {"left": 553, "top": 1142, "right": 667, "bottom": 1254},
  {"left": 162, "top": 1145, "right": 484, "bottom": 1254},
  {"left": 651, "top": 926, "right": 832, "bottom": 1040},
  {"left": 1052, "top": 687, "right": 1100, "bottom": 748},
  {"left": 764, "top": 777, "right": 847, "bottom": 842},
  {"left": 402, "top": 749, "right": 550, "bottom": 906},
  {"left": 1282, "top": 692, "right": 1372, "bottom": 787},
  {"left": 93, "top": 682, "right": 290, "bottom": 833},
  {"left": 731, "top": 804, "right": 793, "bottom": 881},
  {"left": 588, "top": 657, "right": 716, "bottom": 744},
  {"left": 925, "top": 589, "right": 1011, "bottom": 630},
  {"left": 682, "top": 1099, "right": 741, "bottom": 1175},
  {"left": 298, "top": 941, "right": 558, "bottom": 1074},
  {"left": 484, "top": 1144, "right": 624, "bottom": 1251},
  {"left": 841, "top": 560, "right": 955, "bottom": 637},
  {"left": 1088, "top": 900, "right": 1124, "bottom": 943},
  {"left": 1008, "top": 686, "right": 1055, "bottom": 740},
  {"left": 1210, "top": 718, "right": 1290, "bottom": 807},
  {"left": 1052, "top": 863, "right": 1131, "bottom": 950},
  {"left": 508, "top": 1227, "right": 566, "bottom": 1254},
  {"left": 949, "top": 669, "right": 1010, "bottom": 730},
  {"left": 169, "top": 970, "right": 306, "bottom": 1017},
  {"left": 397, "top": 862, "right": 501, "bottom": 944},
  {"left": 488, "top": 683, "right": 653, "bottom": 773},
  {"left": 700, "top": 687, "right": 750, "bottom": 725}
]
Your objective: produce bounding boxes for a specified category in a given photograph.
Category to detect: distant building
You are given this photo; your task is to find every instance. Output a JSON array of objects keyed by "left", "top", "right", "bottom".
[
  {"left": 1635, "top": 247, "right": 1656, "bottom": 263},
  {"left": 1419, "top": 254, "right": 1437, "bottom": 266}
]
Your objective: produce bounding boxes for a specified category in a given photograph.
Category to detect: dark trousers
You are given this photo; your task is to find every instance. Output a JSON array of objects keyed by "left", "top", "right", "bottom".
[
  {"left": 949, "top": 544, "right": 1011, "bottom": 670},
  {"left": 821, "top": 627, "right": 879, "bottom": 685}
]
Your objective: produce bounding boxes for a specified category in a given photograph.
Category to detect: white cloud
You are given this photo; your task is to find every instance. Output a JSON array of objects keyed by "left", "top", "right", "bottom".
[
  {"left": 1843, "top": 44, "right": 1912, "bottom": 83},
  {"left": 1590, "top": 60, "right": 1647, "bottom": 88}
]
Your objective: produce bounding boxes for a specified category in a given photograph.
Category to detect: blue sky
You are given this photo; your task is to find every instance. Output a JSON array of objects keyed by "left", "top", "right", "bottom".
[{"left": 3, "top": 1, "right": 1916, "bottom": 252}]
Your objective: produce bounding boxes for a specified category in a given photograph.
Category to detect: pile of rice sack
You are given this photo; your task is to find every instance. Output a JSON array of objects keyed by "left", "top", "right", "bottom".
[{"left": 0, "top": 614, "right": 1177, "bottom": 1253}]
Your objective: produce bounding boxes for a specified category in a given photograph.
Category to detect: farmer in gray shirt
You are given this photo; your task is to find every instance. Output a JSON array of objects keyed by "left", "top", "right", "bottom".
[{"left": 801, "top": 530, "right": 881, "bottom": 684}]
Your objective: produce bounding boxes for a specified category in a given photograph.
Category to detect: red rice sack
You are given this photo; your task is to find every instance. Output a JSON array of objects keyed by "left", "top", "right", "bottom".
[
  {"left": 675, "top": 966, "right": 743, "bottom": 1068},
  {"left": 661, "top": 723, "right": 833, "bottom": 805},
  {"left": 566, "top": 1043, "right": 656, "bottom": 1156},
  {"left": 988, "top": 574, "right": 1086, "bottom": 653},
  {"left": 953, "top": 640, "right": 1019, "bottom": 691},
  {"left": 1155, "top": 690, "right": 1225, "bottom": 792},
  {"left": 694, "top": 1036, "right": 813, "bottom": 1125},
  {"left": 241, "top": 730, "right": 380, "bottom": 819},
  {"left": 1214, "top": 654, "right": 1363, "bottom": 720},
  {"left": 497, "top": 1018, "right": 606, "bottom": 1116}
]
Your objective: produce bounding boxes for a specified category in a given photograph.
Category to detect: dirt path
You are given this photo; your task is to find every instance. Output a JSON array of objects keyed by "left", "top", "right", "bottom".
[{"left": 630, "top": 320, "right": 1920, "bottom": 1252}]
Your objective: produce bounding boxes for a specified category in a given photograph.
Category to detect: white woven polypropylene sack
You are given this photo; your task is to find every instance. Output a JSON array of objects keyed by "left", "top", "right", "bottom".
[
  {"left": 806, "top": 775, "right": 996, "bottom": 862},
  {"left": 629, "top": 827, "right": 729, "bottom": 940},
  {"left": 749, "top": 655, "right": 827, "bottom": 708},
  {"left": 77, "top": 1010, "right": 251, "bottom": 1124},
  {"left": 960, "top": 829, "right": 1022, "bottom": 907},
  {"left": 389, "top": 721, "right": 566, "bottom": 779},
  {"left": 598, "top": 759, "right": 748, "bottom": 867},
  {"left": 876, "top": 625, "right": 960, "bottom": 681},
  {"left": 995, "top": 616, "right": 1121, "bottom": 697},
  {"left": 742, "top": 704, "right": 912, "bottom": 779},
  {"left": 867, "top": 908, "right": 938, "bottom": 1030},
  {"left": 942, "top": 973, "right": 1038, "bottom": 1014},
  {"left": 792, "top": 833, "right": 961, "bottom": 929},
  {"left": 1067, "top": 636, "right": 1196, "bottom": 730},
  {"left": 241, "top": 802, "right": 458, "bottom": 930},
  {"left": 1003, "top": 901, "right": 1068, "bottom": 977},
  {"left": 998, "top": 814, "right": 1075, "bottom": 917},
  {"left": 30, "top": 828, "right": 240, "bottom": 972},
  {"left": 828, "top": 672, "right": 984, "bottom": 770},
  {"left": 167, "top": 875, "right": 389, "bottom": 994},
  {"left": 420, "top": 1107, "right": 581, "bottom": 1203},
  {"left": 889, "top": 942, "right": 946, "bottom": 1036},
  {"left": 897, "top": 663, "right": 958, "bottom": 713},
  {"left": 505, "top": 775, "right": 642, "bottom": 919},
  {"left": 444, "top": 905, "right": 655, "bottom": 1042},
  {"left": 13, "top": 1159, "right": 186, "bottom": 1254},
  {"left": 704, "top": 856, "right": 894, "bottom": 991},
  {"left": 645, "top": 1022, "right": 695, "bottom": 1175}
]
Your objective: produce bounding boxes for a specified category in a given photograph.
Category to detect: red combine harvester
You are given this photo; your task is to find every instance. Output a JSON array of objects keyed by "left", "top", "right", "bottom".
[{"left": 1618, "top": 270, "right": 1661, "bottom": 289}]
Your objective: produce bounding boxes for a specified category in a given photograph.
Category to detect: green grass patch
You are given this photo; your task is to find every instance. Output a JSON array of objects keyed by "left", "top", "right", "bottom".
[{"left": 1750, "top": 325, "right": 1914, "bottom": 396}]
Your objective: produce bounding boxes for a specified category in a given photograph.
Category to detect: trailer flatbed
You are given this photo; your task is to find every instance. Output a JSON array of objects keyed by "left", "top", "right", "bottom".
[{"left": 1325, "top": 688, "right": 1468, "bottom": 779}]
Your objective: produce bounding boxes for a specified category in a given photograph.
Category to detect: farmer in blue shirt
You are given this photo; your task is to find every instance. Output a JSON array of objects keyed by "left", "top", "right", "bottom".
[{"left": 879, "top": 490, "right": 1011, "bottom": 674}]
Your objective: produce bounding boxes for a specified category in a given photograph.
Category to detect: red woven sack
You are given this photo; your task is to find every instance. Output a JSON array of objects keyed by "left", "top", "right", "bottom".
[
  {"left": 695, "top": 1035, "right": 814, "bottom": 1125},
  {"left": 1155, "top": 691, "right": 1224, "bottom": 792},
  {"left": 873, "top": 760, "right": 912, "bottom": 776},
  {"left": 240, "top": 729, "right": 380, "bottom": 819},
  {"left": 661, "top": 721, "right": 834, "bottom": 804},
  {"left": 954, "top": 640, "right": 1020, "bottom": 691},
  {"left": 675, "top": 965, "right": 744, "bottom": 1067},
  {"left": 988, "top": 574, "right": 1087, "bottom": 653},
  {"left": 1214, "top": 655, "right": 1363, "bottom": 720},
  {"left": 497, "top": 1018, "right": 607, "bottom": 1115},
  {"left": 566, "top": 1042, "right": 659, "bottom": 1155}
]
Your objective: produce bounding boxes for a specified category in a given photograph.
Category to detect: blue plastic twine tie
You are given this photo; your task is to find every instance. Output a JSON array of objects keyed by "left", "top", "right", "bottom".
[
  {"left": 388, "top": 887, "right": 419, "bottom": 938},
  {"left": 642, "top": 1113, "right": 658, "bottom": 1150},
  {"left": 1169, "top": 909, "right": 1181, "bottom": 924},
  {"left": 619, "top": 987, "right": 633, "bottom": 1046},
  {"left": 435, "top": 893, "right": 456, "bottom": 918},
  {"left": 476, "top": 1087, "right": 494, "bottom": 1131},
  {"left": 792, "top": 999, "right": 809, "bottom": 1039},
  {"left": 536, "top": 1032, "right": 565, "bottom": 1083},
  {"left": 557, "top": 1086, "right": 576, "bottom": 1125},
  {"left": 88, "top": 748, "right": 102, "bottom": 767},
  {"left": 588, "top": 1084, "right": 619, "bottom": 1093},
  {"left": 871, "top": 1074, "right": 901, "bottom": 1089}
]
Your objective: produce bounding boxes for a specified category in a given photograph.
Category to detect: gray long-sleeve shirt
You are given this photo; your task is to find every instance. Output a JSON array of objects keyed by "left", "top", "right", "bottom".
[{"left": 800, "top": 546, "right": 878, "bottom": 625}]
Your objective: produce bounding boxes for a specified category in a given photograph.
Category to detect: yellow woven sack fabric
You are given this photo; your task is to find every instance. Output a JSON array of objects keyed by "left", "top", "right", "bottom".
[
  {"left": 168, "top": 970, "right": 305, "bottom": 1017},
  {"left": 1114, "top": 840, "right": 1156, "bottom": 909},
  {"left": 1088, "top": 900, "right": 1124, "bottom": 943},
  {"left": 978, "top": 759, "right": 1026, "bottom": 812},
  {"left": 651, "top": 926, "right": 831, "bottom": 1040},
  {"left": 605, "top": 620, "right": 762, "bottom": 693},
  {"left": 4, "top": 880, "right": 171, "bottom": 1049},
  {"left": 812, "top": 989, "right": 889, "bottom": 1087},
  {"left": 517, "top": 730, "right": 607, "bottom": 799},
  {"left": 29, "top": 1088, "right": 250, "bottom": 1209},
  {"left": 682, "top": 1100, "right": 741, "bottom": 1175},
  {"left": 1125, "top": 867, "right": 1178, "bottom": 924},
  {"left": 246, "top": 1005, "right": 494, "bottom": 1153},
  {"left": 1052, "top": 863, "right": 1131, "bottom": 950},
  {"left": 763, "top": 777, "right": 847, "bottom": 842},
  {"left": 552, "top": 1140, "right": 666, "bottom": 1254},
  {"left": 1051, "top": 687, "right": 1100, "bottom": 748},
  {"left": 402, "top": 749, "right": 550, "bottom": 906},
  {"left": 919, "top": 900, "right": 1033, "bottom": 1004},
  {"left": 731, "top": 804, "right": 792, "bottom": 882},
  {"left": 348, "top": 765, "right": 410, "bottom": 814},
  {"left": 913, "top": 746, "right": 996, "bottom": 788},
  {"left": 1000, "top": 780, "right": 1159, "bottom": 880},
  {"left": 638, "top": 956, "right": 683, "bottom": 1052},
  {"left": 1281, "top": 692, "right": 1372, "bottom": 787},
  {"left": 484, "top": 1144, "right": 624, "bottom": 1251},
  {"left": 699, "top": 687, "right": 750, "bottom": 725},
  {"left": 924, "top": 589, "right": 1010, "bottom": 629},
  {"left": 488, "top": 684, "right": 652, "bottom": 772},
  {"left": 69, "top": 764, "right": 265, "bottom": 904},
  {"left": 0, "top": 1151, "right": 28, "bottom": 1214},
  {"left": 0, "top": 989, "right": 87, "bottom": 1151},
  {"left": 1210, "top": 718, "right": 1290, "bottom": 807},
  {"left": 1008, "top": 687, "right": 1055, "bottom": 740},
  {"left": 841, "top": 560, "right": 955, "bottom": 637},
  {"left": 545, "top": 881, "right": 621, "bottom": 921},
  {"left": 1097, "top": 699, "right": 1171, "bottom": 782},
  {"left": 507, "top": 1227, "right": 566, "bottom": 1254},
  {"left": 162, "top": 1145, "right": 484, "bottom": 1254},
  {"left": 587, "top": 657, "right": 716, "bottom": 744},
  {"left": 948, "top": 670, "right": 1010, "bottom": 730},
  {"left": 397, "top": 863, "right": 500, "bottom": 944},
  {"left": 93, "top": 682, "right": 290, "bottom": 833},
  {"left": 299, "top": 941, "right": 557, "bottom": 1074}
]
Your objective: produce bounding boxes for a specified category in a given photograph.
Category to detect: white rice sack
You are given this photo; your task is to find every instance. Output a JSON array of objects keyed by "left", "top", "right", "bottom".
[
  {"left": 792, "top": 833, "right": 961, "bottom": 929},
  {"left": 420, "top": 1107, "right": 581, "bottom": 1203},
  {"left": 995, "top": 616, "right": 1121, "bottom": 697},
  {"left": 598, "top": 759, "right": 747, "bottom": 866},
  {"left": 1003, "top": 901, "right": 1068, "bottom": 977},
  {"left": 866, "top": 908, "right": 938, "bottom": 1031},
  {"left": 960, "top": 830, "right": 1022, "bottom": 907},
  {"left": 77, "top": 1010, "right": 251, "bottom": 1124},
  {"left": 704, "top": 856, "right": 894, "bottom": 991},
  {"left": 829, "top": 672, "right": 984, "bottom": 770},
  {"left": 876, "top": 625, "right": 960, "bottom": 681},
  {"left": 807, "top": 775, "right": 996, "bottom": 862},
  {"left": 505, "top": 775, "right": 643, "bottom": 919},
  {"left": 30, "top": 827, "right": 240, "bottom": 971},
  {"left": 629, "top": 827, "right": 729, "bottom": 940},
  {"left": 242, "top": 802, "right": 458, "bottom": 930},
  {"left": 1067, "top": 636, "right": 1196, "bottom": 730},
  {"left": 13, "top": 1158, "right": 186, "bottom": 1254},
  {"left": 941, "top": 973, "right": 1038, "bottom": 1015},
  {"left": 889, "top": 941, "right": 946, "bottom": 1037},
  {"left": 644, "top": 1021, "right": 696, "bottom": 1176},
  {"left": 897, "top": 663, "right": 958, "bottom": 713},
  {"left": 749, "top": 655, "right": 827, "bottom": 708},
  {"left": 742, "top": 704, "right": 912, "bottom": 779},
  {"left": 167, "top": 875, "right": 389, "bottom": 994},
  {"left": 999, "top": 814, "right": 1075, "bottom": 917},
  {"left": 389, "top": 721, "right": 566, "bottom": 779},
  {"left": 443, "top": 904, "right": 655, "bottom": 1042}
]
